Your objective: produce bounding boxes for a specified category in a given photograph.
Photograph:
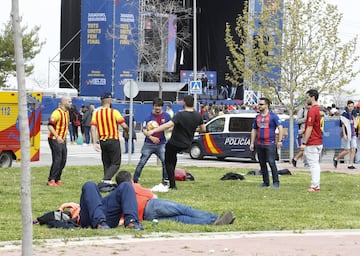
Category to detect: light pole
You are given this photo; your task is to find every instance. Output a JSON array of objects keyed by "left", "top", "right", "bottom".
[{"left": 193, "top": 0, "right": 198, "bottom": 110}]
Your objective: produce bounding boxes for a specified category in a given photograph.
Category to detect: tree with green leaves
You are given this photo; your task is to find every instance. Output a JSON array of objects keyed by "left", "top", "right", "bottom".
[
  {"left": 0, "top": 18, "right": 44, "bottom": 87},
  {"left": 225, "top": 0, "right": 360, "bottom": 159}
]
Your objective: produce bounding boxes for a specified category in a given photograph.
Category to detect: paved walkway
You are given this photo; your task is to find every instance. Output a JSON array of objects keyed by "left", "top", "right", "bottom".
[{"left": 2, "top": 230, "right": 360, "bottom": 256}]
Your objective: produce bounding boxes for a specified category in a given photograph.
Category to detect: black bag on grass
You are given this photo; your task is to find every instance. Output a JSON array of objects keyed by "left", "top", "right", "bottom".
[
  {"left": 220, "top": 172, "right": 245, "bottom": 180},
  {"left": 37, "top": 210, "right": 79, "bottom": 229}
]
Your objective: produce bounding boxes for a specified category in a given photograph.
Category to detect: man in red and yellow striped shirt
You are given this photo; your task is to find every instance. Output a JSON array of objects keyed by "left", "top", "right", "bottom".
[
  {"left": 47, "top": 96, "right": 72, "bottom": 186},
  {"left": 91, "top": 93, "right": 129, "bottom": 183}
]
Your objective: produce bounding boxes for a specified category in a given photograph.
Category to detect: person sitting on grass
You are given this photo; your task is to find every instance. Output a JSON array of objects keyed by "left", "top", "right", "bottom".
[{"left": 115, "top": 170, "right": 235, "bottom": 225}]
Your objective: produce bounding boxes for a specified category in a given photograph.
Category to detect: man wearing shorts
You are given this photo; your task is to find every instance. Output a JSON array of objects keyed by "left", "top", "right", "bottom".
[{"left": 333, "top": 100, "right": 357, "bottom": 169}]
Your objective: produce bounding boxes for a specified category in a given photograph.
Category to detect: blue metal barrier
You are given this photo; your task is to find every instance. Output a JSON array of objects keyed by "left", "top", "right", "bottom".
[
  {"left": 41, "top": 96, "right": 184, "bottom": 125},
  {"left": 282, "top": 118, "right": 342, "bottom": 149}
]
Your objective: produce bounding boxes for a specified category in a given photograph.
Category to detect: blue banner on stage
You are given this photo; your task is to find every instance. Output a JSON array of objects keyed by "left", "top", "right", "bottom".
[
  {"left": 114, "top": 0, "right": 139, "bottom": 100},
  {"left": 80, "top": 0, "right": 113, "bottom": 97},
  {"left": 80, "top": 0, "right": 139, "bottom": 99}
]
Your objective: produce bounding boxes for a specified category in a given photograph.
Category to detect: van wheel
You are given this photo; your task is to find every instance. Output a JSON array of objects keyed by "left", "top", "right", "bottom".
[
  {"left": 0, "top": 151, "right": 13, "bottom": 168},
  {"left": 189, "top": 144, "right": 203, "bottom": 160}
]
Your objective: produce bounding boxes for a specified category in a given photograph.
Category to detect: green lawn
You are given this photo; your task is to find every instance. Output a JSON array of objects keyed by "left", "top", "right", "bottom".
[{"left": 1, "top": 164, "right": 360, "bottom": 241}]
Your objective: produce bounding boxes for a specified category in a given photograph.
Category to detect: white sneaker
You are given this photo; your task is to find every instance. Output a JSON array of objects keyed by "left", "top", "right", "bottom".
[
  {"left": 101, "top": 180, "right": 116, "bottom": 185},
  {"left": 151, "top": 183, "right": 169, "bottom": 193}
]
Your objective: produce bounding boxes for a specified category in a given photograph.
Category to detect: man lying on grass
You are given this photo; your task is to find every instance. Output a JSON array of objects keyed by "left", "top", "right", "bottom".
[{"left": 115, "top": 170, "right": 235, "bottom": 225}]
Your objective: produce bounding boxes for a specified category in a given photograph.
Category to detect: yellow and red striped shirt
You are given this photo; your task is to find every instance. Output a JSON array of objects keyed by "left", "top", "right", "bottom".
[
  {"left": 91, "top": 107, "right": 125, "bottom": 140},
  {"left": 48, "top": 108, "right": 69, "bottom": 140}
]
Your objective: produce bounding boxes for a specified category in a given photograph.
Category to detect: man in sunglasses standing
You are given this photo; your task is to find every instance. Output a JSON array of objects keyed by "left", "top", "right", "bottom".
[{"left": 250, "top": 97, "right": 284, "bottom": 188}]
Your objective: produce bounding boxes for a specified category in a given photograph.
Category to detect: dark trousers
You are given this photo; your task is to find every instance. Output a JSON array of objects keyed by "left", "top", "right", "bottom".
[
  {"left": 72, "top": 125, "right": 79, "bottom": 141},
  {"left": 256, "top": 144, "right": 279, "bottom": 185},
  {"left": 79, "top": 181, "right": 139, "bottom": 228},
  {"left": 83, "top": 126, "right": 91, "bottom": 144},
  {"left": 100, "top": 139, "right": 121, "bottom": 180},
  {"left": 48, "top": 138, "right": 67, "bottom": 181},
  {"left": 124, "top": 138, "right": 135, "bottom": 153},
  {"left": 165, "top": 142, "right": 186, "bottom": 189}
]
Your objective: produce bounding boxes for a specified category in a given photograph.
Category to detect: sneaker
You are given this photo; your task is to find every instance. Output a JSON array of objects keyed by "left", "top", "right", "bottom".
[
  {"left": 97, "top": 220, "right": 110, "bottom": 229},
  {"left": 213, "top": 211, "right": 235, "bottom": 225},
  {"left": 291, "top": 158, "right": 297, "bottom": 167},
  {"left": 126, "top": 220, "right": 144, "bottom": 230},
  {"left": 307, "top": 187, "right": 320, "bottom": 192},
  {"left": 151, "top": 183, "right": 169, "bottom": 193},
  {"left": 56, "top": 180, "right": 63, "bottom": 186},
  {"left": 272, "top": 182, "right": 280, "bottom": 188},
  {"left": 333, "top": 158, "right": 338, "bottom": 168},
  {"left": 47, "top": 180, "right": 58, "bottom": 186},
  {"left": 258, "top": 183, "right": 270, "bottom": 188},
  {"left": 348, "top": 165, "right": 356, "bottom": 169}
]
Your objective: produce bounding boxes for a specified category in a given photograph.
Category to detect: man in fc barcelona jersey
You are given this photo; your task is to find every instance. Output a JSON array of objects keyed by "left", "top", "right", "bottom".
[
  {"left": 91, "top": 92, "right": 129, "bottom": 185},
  {"left": 250, "top": 97, "right": 284, "bottom": 188},
  {"left": 47, "top": 96, "right": 72, "bottom": 186}
]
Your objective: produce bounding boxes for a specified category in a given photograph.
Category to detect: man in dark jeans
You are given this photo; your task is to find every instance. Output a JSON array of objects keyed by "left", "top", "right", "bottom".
[
  {"left": 133, "top": 97, "right": 171, "bottom": 185},
  {"left": 250, "top": 97, "right": 284, "bottom": 188},
  {"left": 47, "top": 96, "right": 72, "bottom": 186},
  {"left": 144, "top": 95, "right": 206, "bottom": 190},
  {"left": 79, "top": 180, "right": 143, "bottom": 230},
  {"left": 91, "top": 93, "right": 129, "bottom": 185}
]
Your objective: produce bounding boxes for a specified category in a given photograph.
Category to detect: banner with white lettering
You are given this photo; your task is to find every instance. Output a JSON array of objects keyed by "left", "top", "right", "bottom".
[
  {"left": 114, "top": 0, "right": 139, "bottom": 100},
  {"left": 80, "top": 0, "right": 113, "bottom": 97}
]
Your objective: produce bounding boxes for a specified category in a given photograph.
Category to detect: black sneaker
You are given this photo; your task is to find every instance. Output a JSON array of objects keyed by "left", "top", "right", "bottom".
[
  {"left": 126, "top": 220, "right": 144, "bottom": 230},
  {"left": 333, "top": 158, "right": 338, "bottom": 168},
  {"left": 97, "top": 220, "right": 110, "bottom": 229},
  {"left": 291, "top": 158, "right": 297, "bottom": 167},
  {"left": 272, "top": 182, "right": 280, "bottom": 188},
  {"left": 348, "top": 165, "right": 356, "bottom": 169},
  {"left": 258, "top": 183, "right": 270, "bottom": 188},
  {"left": 213, "top": 211, "right": 235, "bottom": 225}
]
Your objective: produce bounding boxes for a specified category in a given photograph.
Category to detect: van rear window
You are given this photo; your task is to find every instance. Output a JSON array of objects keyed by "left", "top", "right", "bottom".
[{"left": 229, "top": 117, "right": 253, "bottom": 132}]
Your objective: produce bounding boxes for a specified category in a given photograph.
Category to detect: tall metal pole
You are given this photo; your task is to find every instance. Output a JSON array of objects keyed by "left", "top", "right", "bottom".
[
  {"left": 111, "top": 0, "right": 116, "bottom": 97},
  {"left": 193, "top": 0, "right": 197, "bottom": 110},
  {"left": 127, "top": 80, "right": 134, "bottom": 165}
]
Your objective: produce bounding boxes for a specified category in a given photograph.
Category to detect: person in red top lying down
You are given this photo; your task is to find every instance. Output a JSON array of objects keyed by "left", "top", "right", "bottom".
[{"left": 115, "top": 171, "right": 235, "bottom": 225}]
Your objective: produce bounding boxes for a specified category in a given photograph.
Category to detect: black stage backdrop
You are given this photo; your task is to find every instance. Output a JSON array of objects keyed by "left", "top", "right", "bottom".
[
  {"left": 60, "top": 0, "right": 244, "bottom": 99},
  {"left": 60, "top": 0, "right": 81, "bottom": 90}
]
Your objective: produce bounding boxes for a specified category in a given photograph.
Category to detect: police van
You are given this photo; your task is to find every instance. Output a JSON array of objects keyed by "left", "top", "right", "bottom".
[{"left": 189, "top": 112, "right": 289, "bottom": 161}]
